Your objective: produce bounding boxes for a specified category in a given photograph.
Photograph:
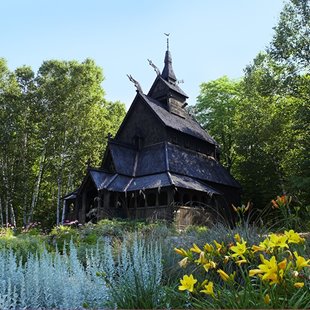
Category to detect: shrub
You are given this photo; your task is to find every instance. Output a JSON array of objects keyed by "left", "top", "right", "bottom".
[
  {"left": 0, "top": 241, "right": 108, "bottom": 309},
  {"left": 98, "top": 234, "right": 164, "bottom": 309}
]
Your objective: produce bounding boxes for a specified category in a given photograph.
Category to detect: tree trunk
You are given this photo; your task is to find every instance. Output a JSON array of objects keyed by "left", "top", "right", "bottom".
[
  {"left": 61, "top": 173, "right": 72, "bottom": 224},
  {"left": 56, "top": 174, "right": 62, "bottom": 226},
  {"left": 5, "top": 198, "right": 9, "bottom": 227},
  {"left": 29, "top": 148, "right": 46, "bottom": 224},
  {"left": 0, "top": 198, "right": 3, "bottom": 227},
  {"left": 10, "top": 201, "right": 16, "bottom": 227}
]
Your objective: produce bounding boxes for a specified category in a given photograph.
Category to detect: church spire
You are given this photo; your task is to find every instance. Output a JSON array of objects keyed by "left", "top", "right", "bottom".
[{"left": 161, "top": 33, "right": 177, "bottom": 84}]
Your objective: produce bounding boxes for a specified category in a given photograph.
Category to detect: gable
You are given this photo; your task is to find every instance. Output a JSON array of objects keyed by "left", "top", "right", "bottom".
[
  {"left": 114, "top": 94, "right": 166, "bottom": 147},
  {"left": 140, "top": 93, "right": 217, "bottom": 145}
]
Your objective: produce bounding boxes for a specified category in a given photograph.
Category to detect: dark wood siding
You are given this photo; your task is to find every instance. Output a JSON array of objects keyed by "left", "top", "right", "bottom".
[{"left": 116, "top": 99, "right": 167, "bottom": 147}]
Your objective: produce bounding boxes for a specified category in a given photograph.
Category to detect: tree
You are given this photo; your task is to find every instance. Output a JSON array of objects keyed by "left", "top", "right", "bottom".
[
  {"left": 268, "top": 0, "right": 309, "bottom": 73},
  {"left": 195, "top": 76, "right": 241, "bottom": 172},
  {"left": 0, "top": 58, "right": 126, "bottom": 227}
]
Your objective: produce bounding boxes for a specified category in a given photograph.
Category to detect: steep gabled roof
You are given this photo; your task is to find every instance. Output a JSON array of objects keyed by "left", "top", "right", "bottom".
[
  {"left": 140, "top": 93, "right": 217, "bottom": 145},
  {"left": 167, "top": 143, "right": 241, "bottom": 188}
]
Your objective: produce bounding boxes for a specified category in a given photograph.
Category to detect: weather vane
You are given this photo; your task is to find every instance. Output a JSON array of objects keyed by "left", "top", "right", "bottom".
[{"left": 164, "top": 33, "right": 170, "bottom": 50}]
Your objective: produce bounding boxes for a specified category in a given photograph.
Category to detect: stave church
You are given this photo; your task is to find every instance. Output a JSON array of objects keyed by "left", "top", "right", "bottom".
[{"left": 63, "top": 41, "right": 241, "bottom": 225}]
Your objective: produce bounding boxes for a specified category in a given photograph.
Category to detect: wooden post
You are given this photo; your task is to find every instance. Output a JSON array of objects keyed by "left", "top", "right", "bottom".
[
  {"left": 80, "top": 191, "right": 87, "bottom": 224},
  {"left": 134, "top": 192, "right": 137, "bottom": 219},
  {"left": 167, "top": 188, "right": 174, "bottom": 221},
  {"left": 103, "top": 190, "right": 110, "bottom": 218},
  {"left": 155, "top": 191, "right": 159, "bottom": 206},
  {"left": 97, "top": 192, "right": 103, "bottom": 220}
]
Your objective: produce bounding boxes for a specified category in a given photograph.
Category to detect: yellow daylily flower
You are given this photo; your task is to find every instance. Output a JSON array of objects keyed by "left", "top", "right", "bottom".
[
  {"left": 214, "top": 240, "right": 223, "bottom": 253},
  {"left": 190, "top": 243, "right": 202, "bottom": 254},
  {"left": 203, "top": 260, "right": 217, "bottom": 272},
  {"left": 234, "top": 233, "right": 241, "bottom": 243},
  {"left": 249, "top": 269, "right": 264, "bottom": 277},
  {"left": 174, "top": 247, "right": 188, "bottom": 257},
  {"left": 256, "top": 255, "right": 286, "bottom": 285},
  {"left": 178, "top": 257, "right": 189, "bottom": 268},
  {"left": 195, "top": 251, "right": 208, "bottom": 265},
  {"left": 178, "top": 274, "right": 197, "bottom": 292},
  {"left": 230, "top": 240, "right": 247, "bottom": 259},
  {"left": 204, "top": 243, "right": 214, "bottom": 253},
  {"left": 252, "top": 238, "right": 271, "bottom": 253},
  {"left": 236, "top": 259, "right": 247, "bottom": 266},
  {"left": 200, "top": 281, "right": 215, "bottom": 297},
  {"left": 294, "top": 282, "right": 305, "bottom": 288},
  {"left": 284, "top": 230, "right": 305, "bottom": 244},
  {"left": 293, "top": 251, "right": 310, "bottom": 271},
  {"left": 268, "top": 233, "right": 289, "bottom": 249},
  {"left": 217, "top": 269, "right": 230, "bottom": 282}
]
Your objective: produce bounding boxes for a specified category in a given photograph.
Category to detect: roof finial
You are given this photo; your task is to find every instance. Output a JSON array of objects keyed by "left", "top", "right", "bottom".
[
  {"left": 164, "top": 33, "right": 170, "bottom": 51},
  {"left": 127, "top": 74, "right": 143, "bottom": 93}
]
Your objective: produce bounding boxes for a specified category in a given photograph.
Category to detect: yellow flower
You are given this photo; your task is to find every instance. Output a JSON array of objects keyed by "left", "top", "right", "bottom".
[
  {"left": 214, "top": 240, "right": 223, "bottom": 253},
  {"left": 249, "top": 269, "right": 264, "bottom": 277},
  {"left": 178, "top": 257, "right": 189, "bottom": 268},
  {"left": 252, "top": 238, "right": 271, "bottom": 253},
  {"left": 178, "top": 274, "right": 197, "bottom": 292},
  {"left": 256, "top": 255, "right": 286, "bottom": 285},
  {"left": 294, "top": 282, "right": 305, "bottom": 288},
  {"left": 190, "top": 243, "right": 202, "bottom": 254},
  {"left": 293, "top": 251, "right": 310, "bottom": 271},
  {"left": 264, "top": 294, "right": 271, "bottom": 305},
  {"left": 204, "top": 243, "right": 214, "bottom": 253},
  {"left": 236, "top": 259, "right": 247, "bottom": 266},
  {"left": 252, "top": 244, "right": 266, "bottom": 253},
  {"left": 284, "top": 230, "right": 305, "bottom": 244},
  {"left": 230, "top": 240, "right": 247, "bottom": 259},
  {"left": 195, "top": 251, "right": 208, "bottom": 265},
  {"left": 234, "top": 233, "right": 241, "bottom": 243},
  {"left": 200, "top": 281, "right": 215, "bottom": 297},
  {"left": 217, "top": 269, "right": 230, "bottom": 282},
  {"left": 174, "top": 247, "right": 188, "bottom": 257},
  {"left": 203, "top": 260, "right": 217, "bottom": 272},
  {"left": 268, "top": 233, "right": 289, "bottom": 249}
]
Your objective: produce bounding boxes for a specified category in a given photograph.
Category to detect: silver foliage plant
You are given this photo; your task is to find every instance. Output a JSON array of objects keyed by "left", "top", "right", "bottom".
[
  {"left": 0, "top": 235, "right": 163, "bottom": 309},
  {"left": 101, "top": 234, "right": 164, "bottom": 308}
]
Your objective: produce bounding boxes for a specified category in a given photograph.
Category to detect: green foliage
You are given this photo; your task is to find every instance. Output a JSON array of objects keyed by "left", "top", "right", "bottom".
[
  {"left": 194, "top": 0, "right": 309, "bottom": 210},
  {"left": 48, "top": 225, "right": 80, "bottom": 252},
  {"left": 0, "top": 228, "right": 46, "bottom": 263},
  {"left": 0, "top": 58, "right": 126, "bottom": 228},
  {"left": 196, "top": 76, "right": 241, "bottom": 171}
]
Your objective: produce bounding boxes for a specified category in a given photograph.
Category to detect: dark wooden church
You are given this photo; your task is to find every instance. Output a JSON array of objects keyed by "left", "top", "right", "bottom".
[{"left": 63, "top": 44, "right": 241, "bottom": 224}]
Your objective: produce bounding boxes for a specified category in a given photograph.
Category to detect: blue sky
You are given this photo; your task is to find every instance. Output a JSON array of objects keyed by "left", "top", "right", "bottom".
[{"left": 1, "top": 0, "right": 285, "bottom": 108}]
